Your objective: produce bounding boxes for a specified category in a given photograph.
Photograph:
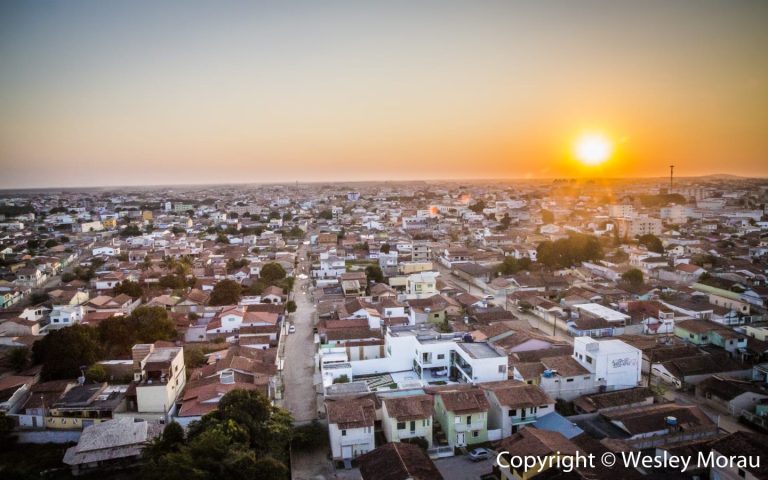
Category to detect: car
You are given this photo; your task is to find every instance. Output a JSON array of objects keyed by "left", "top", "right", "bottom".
[
  {"left": 483, "top": 295, "right": 495, "bottom": 301},
  {"left": 288, "top": 325, "right": 296, "bottom": 334},
  {"left": 467, "top": 448, "right": 492, "bottom": 462}
]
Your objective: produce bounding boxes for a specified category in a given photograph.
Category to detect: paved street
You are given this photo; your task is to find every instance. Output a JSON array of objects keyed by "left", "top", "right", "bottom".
[
  {"left": 282, "top": 244, "right": 320, "bottom": 423},
  {"left": 435, "top": 455, "right": 495, "bottom": 480}
]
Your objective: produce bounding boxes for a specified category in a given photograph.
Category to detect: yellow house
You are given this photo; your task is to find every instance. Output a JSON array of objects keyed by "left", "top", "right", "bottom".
[
  {"left": 47, "top": 383, "right": 129, "bottom": 430},
  {"left": 129, "top": 343, "right": 186, "bottom": 416},
  {"left": 497, "top": 427, "right": 578, "bottom": 480},
  {"left": 101, "top": 218, "right": 117, "bottom": 229},
  {"left": 142, "top": 210, "right": 154, "bottom": 221}
]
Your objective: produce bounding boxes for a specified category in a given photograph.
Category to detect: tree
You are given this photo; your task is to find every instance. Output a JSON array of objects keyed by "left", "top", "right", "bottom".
[
  {"left": 97, "top": 306, "right": 177, "bottom": 357},
  {"left": 638, "top": 234, "right": 664, "bottom": 254},
  {"left": 121, "top": 224, "right": 142, "bottom": 237},
  {"left": 285, "top": 300, "right": 297, "bottom": 314},
  {"left": 132, "top": 306, "right": 178, "bottom": 342},
  {"left": 216, "top": 233, "right": 229, "bottom": 244},
  {"left": 380, "top": 243, "right": 391, "bottom": 254},
  {"left": 210, "top": 279, "right": 242, "bottom": 306},
  {"left": 537, "top": 234, "right": 603, "bottom": 269},
  {"left": 260, "top": 263, "right": 286, "bottom": 284},
  {"left": 621, "top": 268, "right": 644, "bottom": 287},
  {"left": 85, "top": 364, "right": 107, "bottom": 383},
  {"left": 7, "top": 347, "right": 29, "bottom": 371},
  {"left": 468, "top": 199, "right": 486, "bottom": 214},
  {"left": 44, "top": 239, "right": 59, "bottom": 249},
  {"left": 496, "top": 256, "right": 531, "bottom": 275},
  {"left": 32, "top": 325, "right": 102, "bottom": 380},
  {"left": 365, "top": 265, "right": 384, "bottom": 284},
  {"left": 159, "top": 274, "right": 188, "bottom": 290},
  {"left": 113, "top": 280, "right": 144, "bottom": 298},
  {"left": 318, "top": 209, "right": 333, "bottom": 220},
  {"left": 184, "top": 347, "right": 207, "bottom": 369},
  {"left": 291, "top": 420, "right": 328, "bottom": 451}
]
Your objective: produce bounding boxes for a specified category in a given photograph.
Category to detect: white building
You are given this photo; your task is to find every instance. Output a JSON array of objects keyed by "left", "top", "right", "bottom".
[
  {"left": 572, "top": 337, "right": 642, "bottom": 391},
  {"left": 325, "top": 396, "right": 376, "bottom": 461},
  {"left": 320, "top": 325, "right": 508, "bottom": 387}
]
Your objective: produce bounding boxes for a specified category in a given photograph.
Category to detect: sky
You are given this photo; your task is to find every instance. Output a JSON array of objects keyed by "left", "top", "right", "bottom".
[{"left": 1, "top": 0, "right": 767, "bottom": 188}]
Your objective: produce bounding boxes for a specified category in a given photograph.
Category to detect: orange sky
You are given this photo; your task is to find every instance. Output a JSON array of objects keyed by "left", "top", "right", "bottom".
[{"left": 1, "top": 1, "right": 767, "bottom": 188}]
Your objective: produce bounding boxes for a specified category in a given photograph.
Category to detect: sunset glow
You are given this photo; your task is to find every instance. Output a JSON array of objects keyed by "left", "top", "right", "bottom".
[
  {"left": 575, "top": 134, "right": 613, "bottom": 166},
  {"left": 0, "top": 1, "right": 766, "bottom": 187}
]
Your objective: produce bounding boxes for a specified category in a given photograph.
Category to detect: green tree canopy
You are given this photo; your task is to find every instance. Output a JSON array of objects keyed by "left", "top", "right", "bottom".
[
  {"left": 638, "top": 234, "right": 664, "bottom": 254},
  {"left": 621, "top": 268, "right": 644, "bottom": 287},
  {"left": 32, "top": 325, "right": 102, "bottom": 380},
  {"left": 113, "top": 280, "right": 144, "bottom": 298},
  {"left": 97, "top": 306, "right": 177, "bottom": 357},
  {"left": 144, "top": 390, "right": 293, "bottom": 480},
  {"left": 260, "top": 263, "right": 286, "bottom": 284},
  {"left": 365, "top": 265, "right": 384, "bottom": 284},
  {"left": 209, "top": 279, "right": 242, "bottom": 306},
  {"left": 537, "top": 233, "right": 603, "bottom": 269},
  {"left": 496, "top": 256, "right": 532, "bottom": 275}
]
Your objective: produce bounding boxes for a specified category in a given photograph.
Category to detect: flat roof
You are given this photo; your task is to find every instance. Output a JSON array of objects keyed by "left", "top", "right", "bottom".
[
  {"left": 456, "top": 341, "right": 504, "bottom": 359},
  {"left": 576, "top": 303, "right": 629, "bottom": 322}
]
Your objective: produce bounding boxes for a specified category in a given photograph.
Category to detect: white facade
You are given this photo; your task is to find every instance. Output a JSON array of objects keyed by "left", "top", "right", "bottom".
[{"left": 572, "top": 337, "right": 642, "bottom": 391}]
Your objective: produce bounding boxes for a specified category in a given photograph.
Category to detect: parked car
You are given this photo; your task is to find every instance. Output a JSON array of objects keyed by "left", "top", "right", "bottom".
[
  {"left": 288, "top": 324, "right": 296, "bottom": 334},
  {"left": 467, "top": 448, "right": 492, "bottom": 462}
]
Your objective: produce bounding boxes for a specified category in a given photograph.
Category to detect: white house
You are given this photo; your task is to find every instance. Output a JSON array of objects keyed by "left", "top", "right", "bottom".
[
  {"left": 572, "top": 337, "right": 642, "bottom": 391},
  {"left": 325, "top": 396, "right": 376, "bottom": 461}
]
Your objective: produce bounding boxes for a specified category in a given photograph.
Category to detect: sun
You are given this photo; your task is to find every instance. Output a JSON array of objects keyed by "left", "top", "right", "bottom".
[{"left": 575, "top": 133, "right": 613, "bottom": 166}]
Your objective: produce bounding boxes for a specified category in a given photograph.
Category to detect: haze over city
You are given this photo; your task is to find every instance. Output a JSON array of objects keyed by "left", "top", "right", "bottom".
[{"left": 1, "top": 0, "right": 768, "bottom": 189}]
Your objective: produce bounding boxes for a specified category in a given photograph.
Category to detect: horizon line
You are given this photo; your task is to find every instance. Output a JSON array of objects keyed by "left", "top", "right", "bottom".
[{"left": 0, "top": 172, "right": 764, "bottom": 193}]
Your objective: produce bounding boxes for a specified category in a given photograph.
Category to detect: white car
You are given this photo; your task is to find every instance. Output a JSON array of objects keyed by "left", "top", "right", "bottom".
[
  {"left": 467, "top": 448, "right": 492, "bottom": 462},
  {"left": 288, "top": 325, "right": 296, "bottom": 334}
]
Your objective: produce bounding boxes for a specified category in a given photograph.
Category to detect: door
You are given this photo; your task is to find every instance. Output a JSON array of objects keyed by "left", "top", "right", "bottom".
[
  {"left": 456, "top": 432, "right": 465, "bottom": 446},
  {"left": 341, "top": 446, "right": 353, "bottom": 459}
]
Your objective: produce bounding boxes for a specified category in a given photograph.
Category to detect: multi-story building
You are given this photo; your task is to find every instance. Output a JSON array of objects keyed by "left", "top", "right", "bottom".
[{"left": 127, "top": 343, "right": 186, "bottom": 419}]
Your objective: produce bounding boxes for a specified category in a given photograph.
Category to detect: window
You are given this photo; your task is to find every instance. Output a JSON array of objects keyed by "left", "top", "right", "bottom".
[
  {"left": 702, "top": 336, "right": 708, "bottom": 341},
  {"left": 566, "top": 378, "right": 574, "bottom": 382},
  {"left": 341, "top": 430, "right": 347, "bottom": 436},
  {"left": 586, "top": 356, "right": 593, "bottom": 364},
  {"left": 410, "top": 421, "right": 416, "bottom": 432},
  {"left": 472, "top": 431, "right": 479, "bottom": 438},
  {"left": 397, "top": 422, "right": 406, "bottom": 430},
  {"left": 508, "top": 409, "right": 517, "bottom": 417},
  {"left": 437, "top": 354, "right": 445, "bottom": 360},
  {"left": 466, "top": 415, "right": 472, "bottom": 425},
  {"left": 584, "top": 376, "right": 590, "bottom": 380},
  {"left": 454, "top": 416, "right": 461, "bottom": 424},
  {"left": 423, "top": 419, "right": 429, "bottom": 427},
  {"left": 498, "top": 365, "right": 506, "bottom": 373}
]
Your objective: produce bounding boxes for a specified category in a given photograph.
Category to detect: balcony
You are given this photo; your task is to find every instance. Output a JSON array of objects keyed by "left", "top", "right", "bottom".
[
  {"left": 340, "top": 433, "right": 372, "bottom": 446},
  {"left": 454, "top": 421, "right": 485, "bottom": 432}
]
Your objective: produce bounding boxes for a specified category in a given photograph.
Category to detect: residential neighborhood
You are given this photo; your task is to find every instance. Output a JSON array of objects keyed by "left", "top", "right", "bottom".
[{"left": 1, "top": 177, "right": 768, "bottom": 478}]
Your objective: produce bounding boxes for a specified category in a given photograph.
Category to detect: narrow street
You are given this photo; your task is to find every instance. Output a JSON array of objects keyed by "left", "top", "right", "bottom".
[{"left": 281, "top": 244, "right": 320, "bottom": 423}]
